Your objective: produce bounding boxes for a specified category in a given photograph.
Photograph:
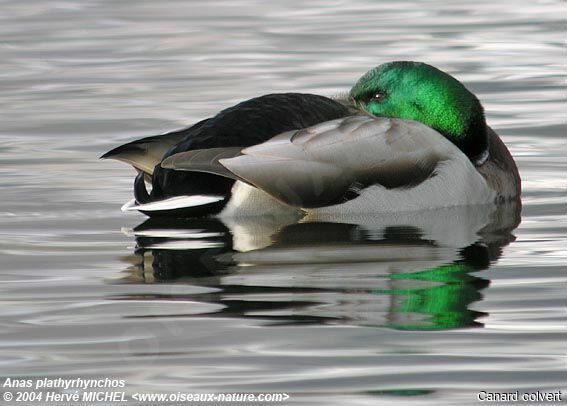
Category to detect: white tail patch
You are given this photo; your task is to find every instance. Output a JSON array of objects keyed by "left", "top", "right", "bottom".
[
  {"left": 121, "top": 195, "right": 224, "bottom": 212},
  {"left": 146, "top": 240, "right": 224, "bottom": 250}
]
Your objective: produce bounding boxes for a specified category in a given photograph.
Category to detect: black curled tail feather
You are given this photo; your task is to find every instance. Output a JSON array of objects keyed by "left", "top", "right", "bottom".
[{"left": 134, "top": 172, "right": 151, "bottom": 204}]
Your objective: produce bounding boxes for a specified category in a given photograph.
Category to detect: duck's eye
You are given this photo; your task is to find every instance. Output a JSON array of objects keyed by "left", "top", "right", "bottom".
[{"left": 369, "top": 91, "right": 386, "bottom": 102}]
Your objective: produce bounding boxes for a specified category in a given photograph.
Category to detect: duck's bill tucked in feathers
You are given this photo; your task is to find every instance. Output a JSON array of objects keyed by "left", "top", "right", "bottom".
[{"left": 162, "top": 115, "right": 465, "bottom": 209}]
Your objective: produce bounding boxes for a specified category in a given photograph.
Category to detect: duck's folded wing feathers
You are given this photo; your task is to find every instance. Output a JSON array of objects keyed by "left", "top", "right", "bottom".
[
  {"left": 160, "top": 147, "right": 242, "bottom": 180},
  {"left": 163, "top": 116, "right": 456, "bottom": 208}
]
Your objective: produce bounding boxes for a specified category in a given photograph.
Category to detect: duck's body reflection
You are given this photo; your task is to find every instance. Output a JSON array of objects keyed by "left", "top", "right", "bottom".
[{"left": 118, "top": 202, "right": 520, "bottom": 330}]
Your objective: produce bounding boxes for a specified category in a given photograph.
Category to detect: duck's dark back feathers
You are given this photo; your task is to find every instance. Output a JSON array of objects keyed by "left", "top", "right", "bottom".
[{"left": 134, "top": 93, "right": 353, "bottom": 217}]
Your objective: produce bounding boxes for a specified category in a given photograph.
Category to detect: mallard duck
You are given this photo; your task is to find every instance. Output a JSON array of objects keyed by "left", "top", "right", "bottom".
[{"left": 102, "top": 61, "right": 520, "bottom": 217}]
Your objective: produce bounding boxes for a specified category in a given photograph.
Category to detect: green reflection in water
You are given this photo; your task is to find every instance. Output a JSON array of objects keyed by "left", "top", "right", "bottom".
[{"left": 374, "top": 258, "right": 488, "bottom": 331}]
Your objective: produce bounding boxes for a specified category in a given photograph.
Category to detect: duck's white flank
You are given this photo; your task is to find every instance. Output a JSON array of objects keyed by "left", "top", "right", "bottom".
[
  {"left": 220, "top": 181, "right": 299, "bottom": 218},
  {"left": 219, "top": 153, "right": 496, "bottom": 217},
  {"left": 123, "top": 151, "right": 499, "bottom": 216},
  {"left": 310, "top": 150, "right": 496, "bottom": 215}
]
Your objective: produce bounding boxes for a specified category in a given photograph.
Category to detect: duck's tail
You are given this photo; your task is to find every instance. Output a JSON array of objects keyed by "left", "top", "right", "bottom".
[
  {"left": 100, "top": 130, "right": 188, "bottom": 176},
  {"left": 102, "top": 132, "right": 230, "bottom": 217}
]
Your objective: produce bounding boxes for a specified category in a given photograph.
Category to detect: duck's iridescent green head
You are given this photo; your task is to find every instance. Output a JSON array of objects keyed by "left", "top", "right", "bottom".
[{"left": 350, "top": 61, "right": 488, "bottom": 160}]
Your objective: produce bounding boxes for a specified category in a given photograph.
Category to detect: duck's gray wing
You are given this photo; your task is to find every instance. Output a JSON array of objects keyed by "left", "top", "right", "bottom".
[{"left": 162, "top": 116, "right": 456, "bottom": 208}]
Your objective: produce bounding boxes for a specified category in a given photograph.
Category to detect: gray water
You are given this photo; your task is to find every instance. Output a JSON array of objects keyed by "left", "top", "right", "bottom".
[{"left": 1, "top": 0, "right": 566, "bottom": 405}]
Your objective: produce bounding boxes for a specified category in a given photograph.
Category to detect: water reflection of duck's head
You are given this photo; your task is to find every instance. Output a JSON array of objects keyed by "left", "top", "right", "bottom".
[{"left": 118, "top": 201, "right": 520, "bottom": 330}]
